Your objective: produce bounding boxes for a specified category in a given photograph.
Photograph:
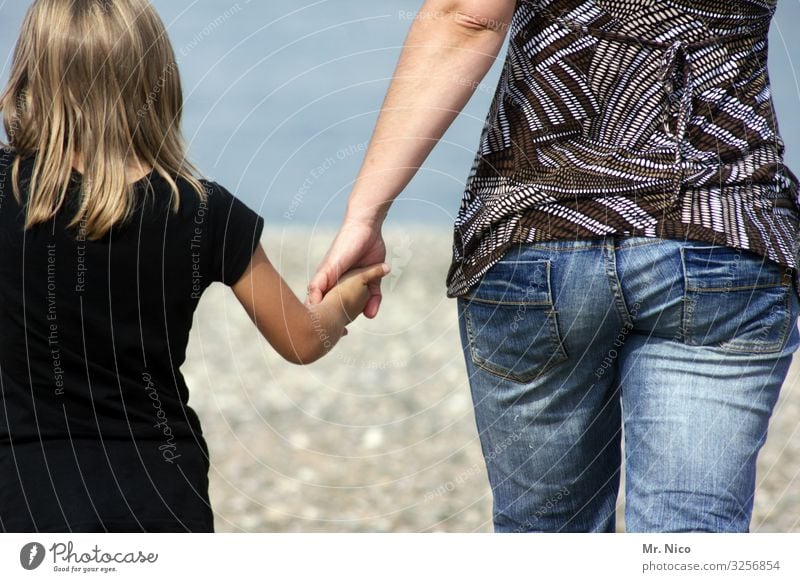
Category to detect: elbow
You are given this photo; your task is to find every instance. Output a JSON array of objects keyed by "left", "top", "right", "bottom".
[
  {"left": 428, "top": 1, "right": 512, "bottom": 36},
  {"left": 278, "top": 331, "right": 334, "bottom": 366},
  {"left": 279, "top": 351, "right": 306, "bottom": 366},
  {"left": 449, "top": 11, "right": 508, "bottom": 34},
  {"left": 274, "top": 307, "right": 343, "bottom": 365},
  {"left": 280, "top": 345, "right": 325, "bottom": 366}
]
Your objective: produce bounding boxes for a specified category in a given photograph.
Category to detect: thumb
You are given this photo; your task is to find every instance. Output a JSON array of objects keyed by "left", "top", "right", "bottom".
[
  {"left": 308, "top": 263, "right": 335, "bottom": 305},
  {"left": 307, "top": 285, "right": 323, "bottom": 305}
]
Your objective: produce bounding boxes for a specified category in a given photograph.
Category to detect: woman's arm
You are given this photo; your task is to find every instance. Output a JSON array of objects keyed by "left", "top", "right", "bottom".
[
  {"left": 232, "top": 245, "right": 389, "bottom": 365},
  {"left": 308, "top": 0, "right": 516, "bottom": 316},
  {"left": 343, "top": 0, "right": 515, "bottom": 226}
]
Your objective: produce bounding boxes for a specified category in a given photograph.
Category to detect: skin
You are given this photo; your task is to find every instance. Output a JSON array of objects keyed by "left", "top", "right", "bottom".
[
  {"left": 307, "top": 0, "right": 516, "bottom": 316},
  {"left": 231, "top": 247, "right": 389, "bottom": 365}
]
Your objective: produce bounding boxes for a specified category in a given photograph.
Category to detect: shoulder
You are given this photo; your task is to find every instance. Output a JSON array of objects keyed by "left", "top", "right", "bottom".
[
  {"left": 193, "top": 179, "right": 234, "bottom": 218},
  {"left": 196, "top": 178, "right": 249, "bottom": 205},
  {"left": 145, "top": 173, "right": 262, "bottom": 229},
  {"left": 197, "top": 178, "right": 231, "bottom": 201},
  {"left": 191, "top": 178, "right": 264, "bottom": 286},
  {"left": 188, "top": 178, "right": 263, "bottom": 239},
  {"left": 196, "top": 178, "right": 262, "bottom": 219},
  {"left": 139, "top": 172, "right": 218, "bottom": 212}
]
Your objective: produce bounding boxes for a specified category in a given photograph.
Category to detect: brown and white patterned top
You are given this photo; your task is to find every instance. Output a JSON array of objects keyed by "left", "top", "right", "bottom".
[{"left": 446, "top": 0, "right": 800, "bottom": 298}]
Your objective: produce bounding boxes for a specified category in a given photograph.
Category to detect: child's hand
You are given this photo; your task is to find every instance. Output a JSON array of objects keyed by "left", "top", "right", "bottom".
[{"left": 323, "top": 263, "right": 391, "bottom": 325}]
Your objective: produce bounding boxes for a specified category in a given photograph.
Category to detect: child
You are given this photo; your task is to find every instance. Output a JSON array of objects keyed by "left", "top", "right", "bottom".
[{"left": 0, "top": 0, "right": 388, "bottom": 532}]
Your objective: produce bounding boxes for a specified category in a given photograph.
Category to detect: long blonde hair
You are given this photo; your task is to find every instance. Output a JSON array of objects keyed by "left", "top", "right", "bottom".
[{"left": 0, "top": 0, "right": 205, "bottom": 240}]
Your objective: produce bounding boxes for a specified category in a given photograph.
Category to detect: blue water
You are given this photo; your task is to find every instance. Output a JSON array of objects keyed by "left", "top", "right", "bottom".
[{"left": 2, "top": 0, "right": 799, "bottom": 227}]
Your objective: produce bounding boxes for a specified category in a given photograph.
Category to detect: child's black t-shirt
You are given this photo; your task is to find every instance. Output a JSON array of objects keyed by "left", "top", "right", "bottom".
[{"left": 0, "top": 151, "right": 264, "bottom": 532}]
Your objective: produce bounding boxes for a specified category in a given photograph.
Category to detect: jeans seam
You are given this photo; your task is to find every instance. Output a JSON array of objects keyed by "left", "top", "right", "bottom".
[
  {"left": 680, "top": 248, "right": 691, "bottom": 344},
  {"left": 463, "top": 295, "right": 553, "bottom": 307},
  {"left": 686, "top": 283, "right": 788, "bottom": 292},
  {"left": 524, "top": 244, "right": 607, "bottom": 251},
  {"left": 614, "top": 238, "right": 671, "bottom": 249},
  {"left": 605, "top": 241, "right": 633, "bottom": 327},
  {"left": 523, "top": 237, "right": 669, "bottom": 252}
]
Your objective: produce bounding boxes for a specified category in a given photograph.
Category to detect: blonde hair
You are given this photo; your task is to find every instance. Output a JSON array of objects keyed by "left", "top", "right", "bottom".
[{"left": 0, "top": 0, "right": 205, "bottom": 240}]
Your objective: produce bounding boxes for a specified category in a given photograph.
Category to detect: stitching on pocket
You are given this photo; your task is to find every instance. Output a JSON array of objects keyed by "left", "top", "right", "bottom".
[
  {"left": 680, "top": 247, "right": 794, "bottom": 353},
  {"left": 715, "top": 289, "right": 792, "bottom": 354},
  {"left": 462, "top": 259, "right": 569, "bottom": 383},
  {"left": 463, "top": 307, "right": 569, "bottom": 383}
]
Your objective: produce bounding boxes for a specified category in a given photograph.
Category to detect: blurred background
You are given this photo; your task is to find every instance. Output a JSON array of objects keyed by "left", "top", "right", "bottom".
[{"left": 1, "top": 0, "right": 799, "bottom": 532}]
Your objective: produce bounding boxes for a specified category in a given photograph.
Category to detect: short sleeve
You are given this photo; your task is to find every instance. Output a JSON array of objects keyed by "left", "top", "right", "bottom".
[{"left": 205, "top": 181, "right": 265, "bottom": 286}]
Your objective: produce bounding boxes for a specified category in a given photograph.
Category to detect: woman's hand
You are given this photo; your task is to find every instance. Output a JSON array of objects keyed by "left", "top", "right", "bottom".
[{"left": 308, "top": 218, "right": 386, "bottom": 318}]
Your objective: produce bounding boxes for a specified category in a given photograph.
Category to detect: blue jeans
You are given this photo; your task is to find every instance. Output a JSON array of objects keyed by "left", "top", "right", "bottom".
[{"left": 457, "top": 236, "right": 800, "bottom": 532}]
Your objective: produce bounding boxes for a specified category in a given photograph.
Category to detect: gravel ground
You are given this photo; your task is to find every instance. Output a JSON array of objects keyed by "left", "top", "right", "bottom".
[{"left": 183, "top": 227, "right": 800, "bottom": 532}]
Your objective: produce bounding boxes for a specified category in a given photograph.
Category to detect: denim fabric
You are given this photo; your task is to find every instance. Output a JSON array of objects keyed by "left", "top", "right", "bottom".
[{"left": 457, "top": 235, "right": 800, "bottom": 532}]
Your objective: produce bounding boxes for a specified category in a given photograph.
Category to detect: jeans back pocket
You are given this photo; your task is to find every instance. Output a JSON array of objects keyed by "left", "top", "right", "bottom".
[
  {"left": 461, "top": 257, "right": 569, "bottom": 383},
  {"left": 681, "top": 244, "right": 796, "bottom": 354}
]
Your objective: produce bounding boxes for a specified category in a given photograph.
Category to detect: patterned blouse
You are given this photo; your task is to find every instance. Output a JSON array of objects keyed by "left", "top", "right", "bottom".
[{"left": 446, "top": 0, "right": 800, "bottom": 298}]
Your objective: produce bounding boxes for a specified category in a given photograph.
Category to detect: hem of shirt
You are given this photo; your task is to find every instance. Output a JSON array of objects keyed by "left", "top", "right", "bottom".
[
  {"left": 2, "top": 518, "right": 214, "bottom": 533},
  {"left": 446, "top": 217, "right": 800, "bottom": 300}
]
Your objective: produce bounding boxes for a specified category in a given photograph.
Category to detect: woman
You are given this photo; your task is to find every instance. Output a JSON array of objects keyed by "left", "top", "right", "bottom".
[{"left": 309, "top": 0, "right": 800, "bottom": 532}]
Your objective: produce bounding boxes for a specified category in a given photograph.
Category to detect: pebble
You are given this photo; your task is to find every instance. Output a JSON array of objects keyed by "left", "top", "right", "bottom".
[{"left": 361, "top": 428, "right": 385, "bottom": 450}]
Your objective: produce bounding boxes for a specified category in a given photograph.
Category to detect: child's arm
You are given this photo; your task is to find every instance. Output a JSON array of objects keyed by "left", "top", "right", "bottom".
[{"left": 230, "top": 245, "right": 390, "bottom": 365}]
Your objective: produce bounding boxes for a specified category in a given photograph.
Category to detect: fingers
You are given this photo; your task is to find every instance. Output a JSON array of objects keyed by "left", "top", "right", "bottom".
[
  {"left": 308, "top": 262, "right": 339, "bottom": 305},
  {"left": 354, "top": 263, "right": 387, "bottom": 318},
  {"left": 307, "top": 285, "right": 324, "bottom": 305},
  {"left": 364, "top": 295, "right": 381, "bottom": 319},
  {"left": 363, "top": 279, "right": 382, "bottom": 319},
  {"left": 360, "top": 263, "right": 391, "bottom": 283},
  {"left": 307, "top": 269, "right": 328, "bottom": 305}
]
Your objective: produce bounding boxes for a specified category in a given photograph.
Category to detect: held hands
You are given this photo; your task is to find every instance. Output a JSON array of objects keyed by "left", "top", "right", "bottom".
[
  {"left": 298, "top": 218, "right": 388, "bottom": 360},
  {"left": 320, "top": 262, "right": 391, "bottom": 329},
  {"left": 308, "top": 219, "right": 387, "bottom": 319}
]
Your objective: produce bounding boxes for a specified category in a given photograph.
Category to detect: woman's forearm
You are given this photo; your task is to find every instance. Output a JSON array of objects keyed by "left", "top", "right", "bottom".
[{"left": 345, "top": 1, "right": 514, "bottom": 227}]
